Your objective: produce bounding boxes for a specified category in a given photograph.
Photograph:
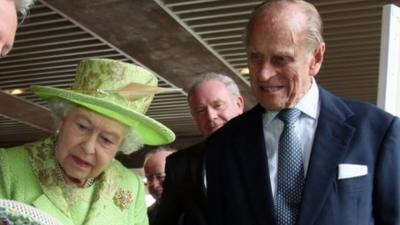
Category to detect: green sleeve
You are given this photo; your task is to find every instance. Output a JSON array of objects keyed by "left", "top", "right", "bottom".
[
  {"left": 0, "top": 147, "right": 42, "bottom": 203},
  {"left": 0, "top": 148, "right": 11, "bottom": 199}
]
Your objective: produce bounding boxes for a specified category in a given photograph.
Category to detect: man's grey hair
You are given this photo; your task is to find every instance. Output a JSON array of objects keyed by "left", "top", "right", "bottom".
[
  {"left": 188, "top": 72, "right": 242, "bottom": 103},
  {"left": 48, "top": 99, "right": 143, "bottom": 155},
  {"left": 14, "top": 0, "right": 36, "bottom": 18},
  {"left": 144, "top": 146, "right": 177, "bottom": 163},
  {"left": 244, "top": 0, "right": 323, "bottom": 53}
]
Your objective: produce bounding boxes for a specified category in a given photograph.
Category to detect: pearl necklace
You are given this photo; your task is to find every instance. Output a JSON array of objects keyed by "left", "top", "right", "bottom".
[{"left": 55, "top": 163, "right": 94, "bottom": 188}]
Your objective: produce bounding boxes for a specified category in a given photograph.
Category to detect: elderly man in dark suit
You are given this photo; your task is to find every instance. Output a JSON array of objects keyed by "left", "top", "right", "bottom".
[
  {"left": 155, "top": 72, "right": 244, "bottom": 225},
  {"left": 205, "top": 1, "right": 400, "bottom": 225}
]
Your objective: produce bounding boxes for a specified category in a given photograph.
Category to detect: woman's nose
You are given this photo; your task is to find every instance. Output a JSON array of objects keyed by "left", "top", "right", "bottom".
[{"left": 82, "top": 135, "right": 96, "bottom": 154}]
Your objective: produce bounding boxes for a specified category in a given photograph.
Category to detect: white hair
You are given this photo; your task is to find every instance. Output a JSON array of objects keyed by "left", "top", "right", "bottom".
[
  {"left": 14, "top": 0, "right": 36, "bottom": 18},
  {"left": 188, "top": 72, "right": 242, "bottom": 103},
  {"left": 144, "top": 146, "right": 176, "bottom": 163},
  {"left": 245, "top": 0, "right": 323, "bottom": 53}
]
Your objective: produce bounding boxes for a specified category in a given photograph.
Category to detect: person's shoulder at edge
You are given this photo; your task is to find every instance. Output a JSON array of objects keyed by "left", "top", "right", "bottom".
[
  {"left": 206, "top": 104, "right": 264, "bottom": 140},
  {"left": 166, "top": 142, "right": 205, "bottom": 165},
  {"left": 320, "top": 86, "right": 397, "bottom": 123},
  {"left": 0, "top": 138, "right": 45, "bottom": 167}
]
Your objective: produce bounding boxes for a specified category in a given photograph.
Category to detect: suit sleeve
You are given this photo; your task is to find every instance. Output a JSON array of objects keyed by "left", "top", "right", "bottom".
[
  {"left": 154, "top": 157, "right": 183, "bottom": 225},
  {"left": 205, "top": 136, "right": 226, "bottom": 225},
  {"left": 374, "top": 117, "right": 400, "bottom": 224}
]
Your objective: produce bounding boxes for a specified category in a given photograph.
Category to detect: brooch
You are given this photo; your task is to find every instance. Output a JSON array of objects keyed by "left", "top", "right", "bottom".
[{"left": 113, "top": 190, "right": 133, "bottom": 210}]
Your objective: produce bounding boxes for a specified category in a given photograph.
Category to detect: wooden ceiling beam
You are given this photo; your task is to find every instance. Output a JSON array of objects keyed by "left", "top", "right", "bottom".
[{"left": 0, "top": 91, "right": 54, "bottom": 133}]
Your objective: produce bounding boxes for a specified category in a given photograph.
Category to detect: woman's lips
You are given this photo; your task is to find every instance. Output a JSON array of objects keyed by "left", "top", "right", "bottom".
[{"left": 71, "top": 155, "right": 92, "bottom": 168}]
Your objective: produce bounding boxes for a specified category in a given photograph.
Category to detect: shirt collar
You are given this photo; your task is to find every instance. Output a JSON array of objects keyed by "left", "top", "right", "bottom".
[
  {"left": 296, "top": 77, "right": 319, "bottom": 120},
  {"left": 263, "top": 77, "right": 320, "bottom": 123}
]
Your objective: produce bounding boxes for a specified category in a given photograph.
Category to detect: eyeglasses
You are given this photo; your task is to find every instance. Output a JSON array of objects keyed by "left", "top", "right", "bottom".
[{"left": 144, "top": 173, "right": 166, "bottom": 185}]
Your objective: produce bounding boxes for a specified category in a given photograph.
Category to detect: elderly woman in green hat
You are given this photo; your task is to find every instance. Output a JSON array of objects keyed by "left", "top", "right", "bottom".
[{"left": 0, "top": 58, "right": 175, "bottom": 225}]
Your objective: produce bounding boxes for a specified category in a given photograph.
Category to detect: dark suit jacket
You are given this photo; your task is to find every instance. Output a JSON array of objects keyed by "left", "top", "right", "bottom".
[
  {"left": 148, "top": 202, "right": 159, "bottom": 225},
  {"left": 155, "top": 142, "right": 210, "bottom": 225},
  {"left": 205, "top": 87, "right": 400, "bottom": 225}
]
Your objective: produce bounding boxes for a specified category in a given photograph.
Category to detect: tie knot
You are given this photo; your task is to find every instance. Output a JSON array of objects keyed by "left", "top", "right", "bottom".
[{"left": 278, "top": 108, "right": 301, "bottom": 125}]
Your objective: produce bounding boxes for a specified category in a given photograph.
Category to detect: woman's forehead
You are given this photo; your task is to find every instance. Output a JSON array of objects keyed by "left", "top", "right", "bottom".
[{"left": 66, "top": 107, "right": 128, "bottom": 135}]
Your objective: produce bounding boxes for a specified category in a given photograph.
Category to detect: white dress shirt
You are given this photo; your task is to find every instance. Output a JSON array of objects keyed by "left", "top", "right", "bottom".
[{"left": 262, "top": 78, "right": 320, "bottom": 198}]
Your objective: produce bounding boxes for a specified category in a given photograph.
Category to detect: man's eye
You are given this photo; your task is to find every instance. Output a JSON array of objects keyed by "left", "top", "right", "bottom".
[
  {"left": 271, "top": 56, "right": 291, "bottom": 66},
  {"left": 249, "top": 52, "right": 263, "bottom": 64},
  {"left": 156, "top": 175, "right": 166, "bottom": 181},
  {"left": 214, "top": 103, "right": 224, "bottom": 110},
  {"left": 194, "top": 108, "right": 206, "bottom": 115}
]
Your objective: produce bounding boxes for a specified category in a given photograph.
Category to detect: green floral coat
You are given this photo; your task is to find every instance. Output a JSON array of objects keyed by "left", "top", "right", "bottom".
[{"left": 0, "top": 137, "right": 148, "bottom": 225}]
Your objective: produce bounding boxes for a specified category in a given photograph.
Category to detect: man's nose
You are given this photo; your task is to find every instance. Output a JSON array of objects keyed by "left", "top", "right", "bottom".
[
  {"left": 206, "top": 108, "right": 218, "bottom": 121},
  {"left": 258, "top": 61, "right": 277, "bottom": 80}
]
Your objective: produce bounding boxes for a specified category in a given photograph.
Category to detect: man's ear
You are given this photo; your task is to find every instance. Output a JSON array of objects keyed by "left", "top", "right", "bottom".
[
  {"left": 309, "top": 42, "right": 325, "bottom": 76},
  {"left": 236, "top": 95, "right": 245, "bottom": 112}
]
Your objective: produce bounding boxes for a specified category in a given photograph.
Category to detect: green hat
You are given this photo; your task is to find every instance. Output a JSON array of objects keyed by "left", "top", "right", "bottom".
[{"left": 31, "top": 58, "right": 175, "bottom": 145}]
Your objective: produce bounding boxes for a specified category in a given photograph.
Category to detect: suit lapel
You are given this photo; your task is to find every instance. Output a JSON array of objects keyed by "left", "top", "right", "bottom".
[
  {"left": 297, "top": 87, "right": 355, "bottom": 225},
  {"left": 232, "top": 105, "right": 275, "bottom": 225}
]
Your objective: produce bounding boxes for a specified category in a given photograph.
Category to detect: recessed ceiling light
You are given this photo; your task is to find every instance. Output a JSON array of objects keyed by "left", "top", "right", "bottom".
[
  {"left": 3, "top": 88, "right": 25, "bottom": 96},
  {"left": 239, "top": 68, "right": 249, "bottom": 75}
]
